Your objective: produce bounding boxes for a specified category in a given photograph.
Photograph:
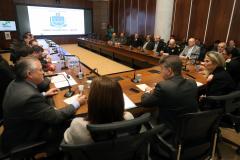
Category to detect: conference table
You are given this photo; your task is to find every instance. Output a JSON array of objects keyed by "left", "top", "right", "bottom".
[
  {"left": 52, "top": 59, "right": 206, "bottom": 117},
  {"left": 43, "top": 39, "right": 207, "bottom": 116},
  {"left": 77, "top": 37, "right": 161, "bottom": 66}
]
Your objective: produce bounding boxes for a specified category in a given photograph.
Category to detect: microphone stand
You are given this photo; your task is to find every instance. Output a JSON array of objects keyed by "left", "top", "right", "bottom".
[
  {"left": 87, "top": 68, "right": 98, "bottom": 80},
  {"left": 131, "top": 71, "right": 138, "bottom": 83},
  {"left": 57, "top": 73, "right": 75, "bottom": 97}
]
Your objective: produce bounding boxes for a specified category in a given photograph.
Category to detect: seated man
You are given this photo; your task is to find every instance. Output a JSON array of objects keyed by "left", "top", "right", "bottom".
[
  {"left": 110, "top": 32, "right": 118, "bottom": 44},
  {"left": 155, "top": 36, "right": 166, "bottom": 53},
  {"left": 129, "top": 33, "right": 143, "bottom": 48},
  {"left": 118, "top": 32, "right": 127, "bottom": 45},
  {"left": 228, "top": 40, "right": 240, "bottom": 56},
  {"left": 2, "top": 57, "right": 86, "bottom": 152},
  {"left": 141, "top": 55, "right": 198, "bottom": 133},
  {"left": 0, "top": 55, "right": 15, "bottom": 119},
  {"left": 143, "top": 35, "right": 154, "bottom": 50},
  {"left": 180, "top": 37, "right": 200, "bottom": 62},
  {"left": 225, "top": 48, "right": 240, "bottom": 90},
  {"left": 162, "top": 39, "right": 181, "bottom": 55},
  {"left": 217, "top": 42, "right": 226, "bottom": 54}
]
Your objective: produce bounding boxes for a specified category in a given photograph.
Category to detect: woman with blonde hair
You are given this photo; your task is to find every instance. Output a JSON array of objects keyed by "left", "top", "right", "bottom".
[{"left": 199, "top": 51, "right": 235, "bottom": 110}]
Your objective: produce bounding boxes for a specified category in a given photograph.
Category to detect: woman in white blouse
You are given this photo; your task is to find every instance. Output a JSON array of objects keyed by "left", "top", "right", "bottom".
[{"left": 64, "top": 76, "right": 134, "bottom": 144}]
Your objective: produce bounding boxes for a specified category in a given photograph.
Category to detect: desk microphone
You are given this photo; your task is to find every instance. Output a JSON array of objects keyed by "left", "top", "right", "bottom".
[
  {"left": 87, "top": 68, "right": 99, "bottom": 80},
  {"left": 58, "top": 73, "right": 75, "bottom": 97},
  {"left": 131, "top": 71, "right": 137, "bottom": 83}
]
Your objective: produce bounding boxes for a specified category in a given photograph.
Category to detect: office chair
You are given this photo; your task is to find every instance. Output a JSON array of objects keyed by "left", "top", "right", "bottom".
[
  {"left": 0, "top": 120, "right": 46, "bottom": 160},
  {"left": 206, "top": 90, "right": 240, "bottom": 155},
  {"left": 148, "top": 110, "right": 221, "bottom": 160},
  {"left": 60, "top": 113, "right": 164, "bottom": 160}
]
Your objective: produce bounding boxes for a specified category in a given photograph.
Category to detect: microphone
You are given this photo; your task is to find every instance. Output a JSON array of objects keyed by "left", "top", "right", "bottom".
[
  {"left": 131, "top": 71, "right": 137, "bottom": 83},
  {"left": 57, "top": 73, "right": 75, "bottom": 97},
  {"left": 87, "top": 68, "right": 98, "bottom": 80}
]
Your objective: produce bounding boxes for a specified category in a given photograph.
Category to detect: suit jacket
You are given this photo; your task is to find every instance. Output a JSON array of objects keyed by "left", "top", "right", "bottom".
[
  {"left": 118, "top": 37, "right": 127, "bottom": 45},
  {"left": 2, "top": 80, "right": 76, "bottom": 150},
  {"left": 0, "top": 56, "right": 15, "bottom": 119},
  {"left": 156, "top": 40, "right": 166, "bottom": 52},
  {"left": 226, "top": 57, "right": 240, "bottom": 89},
  {"left": 143, "top": 41, "right": 155, "bottom": 50},
  {"left": 180, "top": 45, "right": 200, "bottom": 60},
  {"left": 141, "top": 75, "right": 198, "bottom": 131},
  {"left": 130, "top": 38, "right": 143, "bottom": 48},
  {"left": 199, "top": 67, "right": 236, "bottom": 109}
]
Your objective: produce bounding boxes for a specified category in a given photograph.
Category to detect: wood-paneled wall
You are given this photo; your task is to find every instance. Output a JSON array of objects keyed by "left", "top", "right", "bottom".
[
  {"left": 0, "top": 0, "right": 92, "bottom": 49},
  {"left": 171, "top": 0, "right": 240, "bottom": 45},
  {"left": 109, "top": 0, "right": 156, "bottom": 36}
]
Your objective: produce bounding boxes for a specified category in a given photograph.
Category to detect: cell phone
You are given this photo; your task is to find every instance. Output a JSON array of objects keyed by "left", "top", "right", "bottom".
[{"left": 129, "top": 88, "right": 140, "bottom": 93}]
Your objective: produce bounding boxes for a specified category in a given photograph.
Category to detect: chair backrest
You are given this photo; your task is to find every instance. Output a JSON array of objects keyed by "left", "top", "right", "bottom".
[
  {"left": 87, "top": 112, "right": 150, "bottom": 142},
  {"left": 61, "top": 113, "right": 163, "bottom": 160},
  {"left": 206, "top": 91, "right": 240, "bottom": 113},
  {"left": 175, "top": 110, "right": 221, "bottom": 159}
]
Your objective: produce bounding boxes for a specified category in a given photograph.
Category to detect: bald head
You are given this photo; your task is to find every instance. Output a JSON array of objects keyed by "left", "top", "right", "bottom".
[{"left": 169, "top": 39, "right": 176, "bottom": 48}]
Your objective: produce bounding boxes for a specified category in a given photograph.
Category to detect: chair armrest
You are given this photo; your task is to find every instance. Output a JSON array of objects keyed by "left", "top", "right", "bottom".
[
  {"left": 10, "top": 141, "right": 46, "bottom": 159},
  {"left": 144, "top": 122, "right": 176, "bottom": 153},
  {"left": 154, "top": 132, "right": 176, "bottom": 153},
  {"left": 0, "top": 120, "right": 3, "bottom": 126}
]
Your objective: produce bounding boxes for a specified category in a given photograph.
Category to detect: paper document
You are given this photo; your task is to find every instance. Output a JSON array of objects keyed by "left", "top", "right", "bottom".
[
  {"left": 51, "top": 60, "right": 58, "bottom": 64},
  {"left": 136, "top": 84, "right": 150, "bottom": 92},
  {"left": 196, "top": 81, "right": 203, "bottom": 87},
  {"left": 64, "top": 94, "right": 80, "bottom": 104},
  {"left": 51, "top": 72, "right": 77, "bottom": 88},
  {"left": 124, "top": 93, "right": 137, "bottom": 109},
  {"left": 54, "top": 80, "right": 77, "bottom": 89}
]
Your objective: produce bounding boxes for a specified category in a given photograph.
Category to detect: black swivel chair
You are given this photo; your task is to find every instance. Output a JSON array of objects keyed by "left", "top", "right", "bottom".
[
  {"left": 206, "top": 90, "right": 240, "bottom": 154},
  {"left": 60, "top": 113, "right": 163, "bottom": 160},
  {"left": 0, "top": 120, "right": 46, "bottom": 160},
  {"left": 148, "top": 110, "right": 222, "bottom": 160}
]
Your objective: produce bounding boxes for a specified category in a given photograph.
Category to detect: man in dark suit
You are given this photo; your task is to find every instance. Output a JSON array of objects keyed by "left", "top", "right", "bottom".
[
  {"left": 2, "top": 57, "right": 86, "bottom": 152},
  {"left": 143, "top": 35, "right": 154, "bottom": 50},
  {"left": 163, "top": 39, "right": 181, "bottom": 55},
  {"left": 154, "top": 36, "right": 166, "bottom": 53},
  {"left": 129, "top": 33, "right": 143, "bottom": 48},
  {"left": 0, "top": 55, "right": 15, "bottom": 119},
  {"left": 141, "top": 55, "right": 198, "bottom": 131}
]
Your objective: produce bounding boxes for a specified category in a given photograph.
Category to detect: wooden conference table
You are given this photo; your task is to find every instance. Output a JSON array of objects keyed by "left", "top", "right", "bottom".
[
  {"left": 52, "top": 62, "right": 206, "bottom": 116},
  {"left": 78, "top": 38, "right": 161, "bottom": 66}
]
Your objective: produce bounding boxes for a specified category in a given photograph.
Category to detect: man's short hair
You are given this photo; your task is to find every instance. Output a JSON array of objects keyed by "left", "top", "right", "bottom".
[
  {"left": 15, "top": 57, "right": 39, "bottom": 80},
  {"left": 159, "top": 55, "right": 182, "bottom": 75}
]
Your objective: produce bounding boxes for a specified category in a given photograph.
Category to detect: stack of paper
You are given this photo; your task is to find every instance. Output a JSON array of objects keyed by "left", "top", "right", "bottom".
[
  {"left": 136, "top": 84, "right": 150, "bottom": 91},
  {"left": 63, "top": 93, "right": 137, "bottom": 110},
  {"left": 51, "top": 72, "right": 77, "bottom": 89},
  {"left": 123, "top": 93, "right": 137, "bottom": 109},
  {"left": 64, "top": 94, "right": 80, "bottom": 104}
]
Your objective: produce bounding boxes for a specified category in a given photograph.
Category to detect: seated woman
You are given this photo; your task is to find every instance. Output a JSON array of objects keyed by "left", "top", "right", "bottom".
[
  {"left": 64, "top": 76, "right": 134, "bottom": 144},
  {"left": 198, "top": 51, "right": 236, "bottom": 110}
]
